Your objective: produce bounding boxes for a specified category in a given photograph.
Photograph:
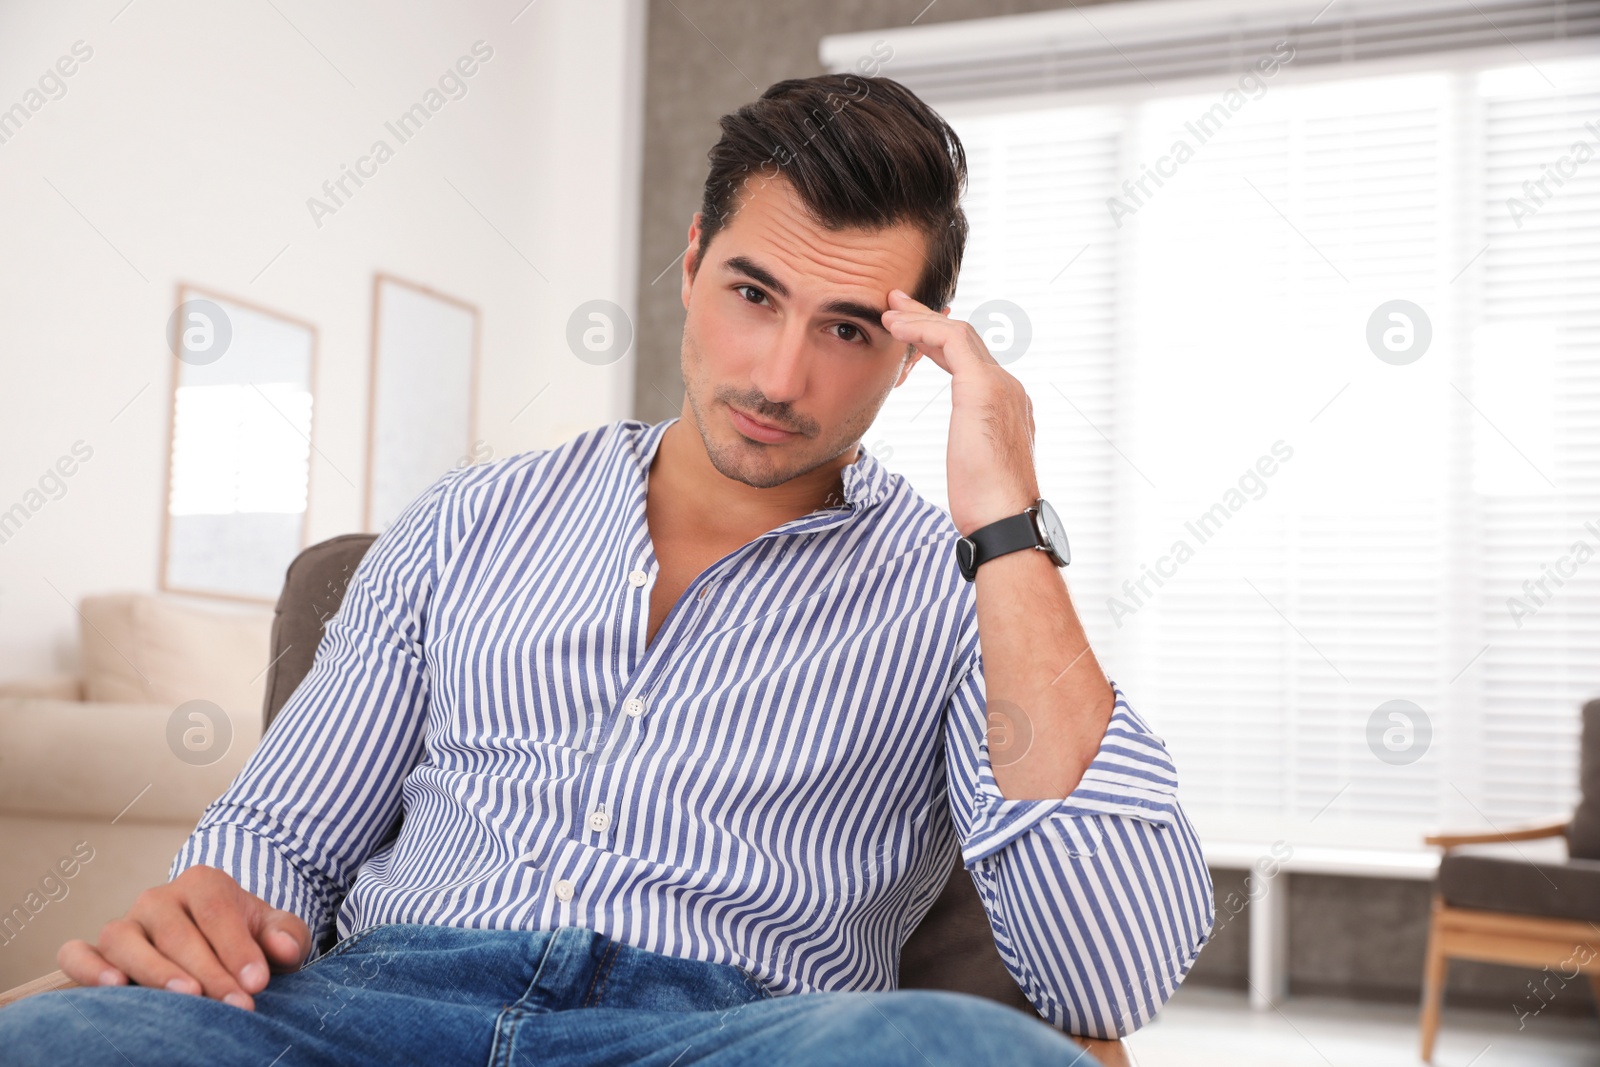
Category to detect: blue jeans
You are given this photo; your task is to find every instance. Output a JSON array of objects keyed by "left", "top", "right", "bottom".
[{"left": 1, "top": 923, "right": 1097, "bottom": 1065}]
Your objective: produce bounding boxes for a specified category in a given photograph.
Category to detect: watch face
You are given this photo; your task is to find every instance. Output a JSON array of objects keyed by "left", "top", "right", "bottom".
[
  {"left": 956, "top": 537, "right": 978, "bottom": 581},
  {"left": 1035, "top": 498, "right": 1071, "bottom": 566}
]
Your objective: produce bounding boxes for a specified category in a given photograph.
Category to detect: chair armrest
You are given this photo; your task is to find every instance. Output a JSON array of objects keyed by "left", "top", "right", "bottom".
[
  {"left": 1424, "top": 819, "right": 1569, "bottom": 849},
  {"left": 0, "top": 970, "right": 80, "bottom": 1010}
]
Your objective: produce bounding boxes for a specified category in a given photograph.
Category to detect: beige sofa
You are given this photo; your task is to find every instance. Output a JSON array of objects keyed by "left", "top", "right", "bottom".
[{"left": 0, "top": 594, "right": 271, "bottom": 991}]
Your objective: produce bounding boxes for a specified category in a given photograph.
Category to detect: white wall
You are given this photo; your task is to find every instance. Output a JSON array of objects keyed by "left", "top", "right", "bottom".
[{"left": 0, "top": 0, "right": 646, "bottom": 678}]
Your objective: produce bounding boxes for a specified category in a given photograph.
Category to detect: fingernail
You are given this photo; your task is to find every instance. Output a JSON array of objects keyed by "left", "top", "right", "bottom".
[
  {"left": 224, "top": 992, "right": 252, "bottom": 1010},
  {"left": 165, "top": 977, "right": 195, "bottom": 994},
  {"left": 240, "top": 962, "right": 267, "bottom": 988},
  {"left": 97, "top": 970, "right": 123, "bottom": 986}
]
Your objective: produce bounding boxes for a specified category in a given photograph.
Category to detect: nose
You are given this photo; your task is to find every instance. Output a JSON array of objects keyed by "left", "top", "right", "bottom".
[{"left": 749, "top": 317, "right": 810, "bottom": 408}]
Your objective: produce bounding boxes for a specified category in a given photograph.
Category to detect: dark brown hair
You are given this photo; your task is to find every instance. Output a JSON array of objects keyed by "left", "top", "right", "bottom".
[{"left": 694, "top": 74, "right": 968, "bottom": 314}]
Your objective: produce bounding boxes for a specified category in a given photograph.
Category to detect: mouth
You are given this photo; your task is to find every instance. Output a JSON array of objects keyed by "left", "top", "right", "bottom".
[{"left": 728, "top": 404, "right": 798, "bottom": 444}]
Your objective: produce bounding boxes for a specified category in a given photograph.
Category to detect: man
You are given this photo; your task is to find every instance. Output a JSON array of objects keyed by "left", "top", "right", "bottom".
[{"left": 7, "top": 74, "right": 1212, "bottom": 1065}]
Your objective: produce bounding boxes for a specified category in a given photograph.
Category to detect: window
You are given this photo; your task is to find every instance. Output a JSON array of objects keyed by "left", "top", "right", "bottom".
[{"left": 853, "top": 17, "right": 1600, "bottom": 847}]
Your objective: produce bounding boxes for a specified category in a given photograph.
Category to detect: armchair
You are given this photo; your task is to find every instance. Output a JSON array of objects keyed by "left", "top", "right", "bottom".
[
  {"left": 1417, "top": 698, "right": 1600, "bottom": 1061},
  {"left": 1, "top": 534, "right": 1134, "bottom": 1065}
]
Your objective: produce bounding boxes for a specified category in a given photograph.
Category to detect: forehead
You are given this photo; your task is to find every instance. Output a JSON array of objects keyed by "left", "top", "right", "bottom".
[{"left": 713, "top": 175, "right": 927, "bottom": 297}]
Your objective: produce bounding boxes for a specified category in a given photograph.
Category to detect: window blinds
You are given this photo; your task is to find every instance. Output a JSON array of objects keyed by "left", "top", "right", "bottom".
[{"left": 848, "top": 23, "right": 1600, "bottom": 846}]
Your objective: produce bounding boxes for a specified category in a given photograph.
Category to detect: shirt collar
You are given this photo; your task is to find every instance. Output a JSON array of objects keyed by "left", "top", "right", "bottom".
[
  {"left": 638, "top": 417, "right": 892, "bottom": 515},
  {"left": 837, "top": 438, "right": 891, "bottom": 512}
]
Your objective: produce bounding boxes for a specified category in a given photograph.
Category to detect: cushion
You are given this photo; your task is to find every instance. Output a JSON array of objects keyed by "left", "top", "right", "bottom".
[
  {"left": 1566, "top": 698, "right": 1600, "bottom": 860},
  {"left": 0, "top": 696, "right": 261, "bottom": 823},
  {"left": 80, "top": 593, "right": 272, "bottom": 715},
  {"left": 0, "top": 674, "right": 83, "bottom": 700},
  {"left": 1438, "top": 850, "right": 1600, "bottom": 923}
]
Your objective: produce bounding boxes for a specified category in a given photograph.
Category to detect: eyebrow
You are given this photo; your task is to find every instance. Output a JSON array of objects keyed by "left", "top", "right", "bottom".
[{"left": 720, "top": 255, "right": 889, "bottom": 339}]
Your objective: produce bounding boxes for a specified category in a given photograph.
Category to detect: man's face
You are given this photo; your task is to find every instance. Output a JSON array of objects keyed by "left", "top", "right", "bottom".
[{"left": 678, "top": 175, "right": 938, "bottom": 492}]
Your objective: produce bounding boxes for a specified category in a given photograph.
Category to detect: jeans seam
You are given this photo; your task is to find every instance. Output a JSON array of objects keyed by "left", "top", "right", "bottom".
[
  {"left": 582, "top": 940, "right": 621, "bottom": 1008},
  {"left": 490, "top": 935, "right": 549, "bottom": 1067}
]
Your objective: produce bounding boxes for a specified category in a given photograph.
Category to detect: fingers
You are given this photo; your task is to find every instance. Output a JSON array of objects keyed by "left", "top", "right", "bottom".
[
  {"left": 125, "top": 896, "right": 243, "bottom": 1006},
  {"left": 55, "top": 867, "right": 314, "bottom": 1013},
  {"left": 57, "top": 938, "right": 128, "bottom": 989},
  {"left": 882, "top": 299, "right": 1000, "bottom": 372},
  {"left": 881, "top": 312, "right": 952, "bottom": 367},
  {"left": 166, "top": 871, "right": 310, "bottom": 1006},
  {"left": 64, "top": 867, "right": 294, "bottom": 1011},
  {"left": 91, "top": 915, "right": 210, "bottom": 998},
  {"left": 886, "top": 288, "right": 931, "bottom": 312},
  {"left": 256, "top": 910, "right": 312, "bottom": 974},
  {"left": 176, "top": 890, "right": 272, "bottom": 1005}
]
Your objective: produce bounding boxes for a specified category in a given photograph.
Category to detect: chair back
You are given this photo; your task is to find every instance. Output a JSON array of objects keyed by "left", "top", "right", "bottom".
[
  {"left": 262, "top": 535, "right": 1033, "bottom": 1013},
  {"left": 1568, "top": 698, "right": 1600, "bottom": 860},
  {"left": 263, "top": 534, "right": 379, "bottom": 732}
]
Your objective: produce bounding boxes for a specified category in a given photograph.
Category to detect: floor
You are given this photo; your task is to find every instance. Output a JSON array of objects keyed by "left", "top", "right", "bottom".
[{"left": 1123, "top": 987, "right": 1600, "bottom": 1067}]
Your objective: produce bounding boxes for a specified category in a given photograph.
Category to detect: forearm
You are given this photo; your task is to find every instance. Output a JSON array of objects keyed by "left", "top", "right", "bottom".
[{"left": 974, "top": 542, "right": 1113, "bottom": 800}]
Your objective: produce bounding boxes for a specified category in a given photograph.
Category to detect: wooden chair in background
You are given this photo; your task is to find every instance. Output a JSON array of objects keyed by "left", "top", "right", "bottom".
[{"left": 1418, "top": 698, "right": 1600, "bottom": 1062}]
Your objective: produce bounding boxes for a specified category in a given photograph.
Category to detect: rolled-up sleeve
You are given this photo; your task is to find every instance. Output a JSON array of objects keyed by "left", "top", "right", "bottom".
[
  {"left": 168, "top": 465, "right": 465, "bottom": 962},
  {"left": 943, "top": 650, "right": 1215, "bottom": 1038}
]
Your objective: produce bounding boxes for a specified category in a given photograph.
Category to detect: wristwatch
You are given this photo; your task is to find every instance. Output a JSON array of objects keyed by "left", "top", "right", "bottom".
[{"left": 956, "top": 498, "right": 1071, "bottom": 582}]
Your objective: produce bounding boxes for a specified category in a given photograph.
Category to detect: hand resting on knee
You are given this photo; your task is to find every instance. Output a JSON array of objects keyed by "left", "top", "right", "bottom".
[{"left": 53, "top": 865, "right": 311, "bottom": 1012}]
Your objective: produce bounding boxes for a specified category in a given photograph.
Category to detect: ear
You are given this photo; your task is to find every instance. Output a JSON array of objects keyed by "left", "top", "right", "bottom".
[
  {"left": 681, "top": 213, "right": 704, "bottom": 311},
  {"left": 893, "top": 344, "right": 923, "bottom": 388}
]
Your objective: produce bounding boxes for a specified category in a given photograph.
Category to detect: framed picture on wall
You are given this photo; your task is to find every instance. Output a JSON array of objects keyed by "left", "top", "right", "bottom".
[
  {"left": 364, "top": 273, "right": 481, "bottom": 532},
  {"left": 159, "top": 284, "right": 317, "bottom": 603}
]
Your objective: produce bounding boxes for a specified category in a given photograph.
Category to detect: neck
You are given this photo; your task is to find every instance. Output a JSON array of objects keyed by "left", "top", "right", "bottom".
[{"left": 650, "top": 411, "right": 855, "bottom": 538}]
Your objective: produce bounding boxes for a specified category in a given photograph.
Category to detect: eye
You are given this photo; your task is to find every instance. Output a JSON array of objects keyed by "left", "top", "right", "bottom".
[
  {"left": 735, "top": 284, "right": 768, "bottom": 305},
  {"left": 832, "top": 322, "right": 869, "bottom": 345}
]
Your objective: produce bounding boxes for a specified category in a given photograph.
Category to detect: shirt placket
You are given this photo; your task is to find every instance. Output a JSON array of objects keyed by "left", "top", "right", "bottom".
[{"left": 570, "top": 506, "right": 858, "bottom": 876}]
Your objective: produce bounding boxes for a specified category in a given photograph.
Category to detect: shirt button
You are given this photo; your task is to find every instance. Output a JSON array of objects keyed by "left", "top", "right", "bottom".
[
  {"left": 628, "top": 569, "right": 647, "bottom": 588},
  {"left": 588, "top": 809, "right": 610, "bottom": 832},
  {"left": 624, "top": 698, "right": 645, "bottom": 718},
  {"left": 554, "top": 879, "right": 575, "bottom": 901}
]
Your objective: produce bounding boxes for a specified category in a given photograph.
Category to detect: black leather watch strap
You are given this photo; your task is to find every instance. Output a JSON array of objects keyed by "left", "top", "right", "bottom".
[{"left": 956, "top": 511, "right": 1040, "bottom": 582}]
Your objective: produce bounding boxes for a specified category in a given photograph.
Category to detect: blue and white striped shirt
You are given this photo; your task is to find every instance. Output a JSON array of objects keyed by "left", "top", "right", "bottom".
[{"left": 170, "top": 416, "right": 1213, "bottom": 1037}]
